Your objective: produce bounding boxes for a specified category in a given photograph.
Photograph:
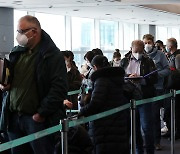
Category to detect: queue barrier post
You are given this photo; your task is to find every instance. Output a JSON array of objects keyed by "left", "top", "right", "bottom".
[
  {"left": 130, "top": 99, "right": 136, "bottom": 154},
  {"left": 1, "top": 90, "right": 180, "bottom": 153},
  {"left": 60, "top": 119, "right": 69, "bottom": 154},
  {"left": 171, "top": 89, "right": 176, "bottom": 154}
]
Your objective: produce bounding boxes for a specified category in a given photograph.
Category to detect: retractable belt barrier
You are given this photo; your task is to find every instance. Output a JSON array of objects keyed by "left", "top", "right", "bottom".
[{"left": 0, "top": 89, "right": 180, "bottom": 152}]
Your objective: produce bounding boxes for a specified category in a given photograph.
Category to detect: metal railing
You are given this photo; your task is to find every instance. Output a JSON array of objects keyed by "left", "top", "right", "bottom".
[{"left": 0, "top": 89, "right": 179, "bottom": 154}]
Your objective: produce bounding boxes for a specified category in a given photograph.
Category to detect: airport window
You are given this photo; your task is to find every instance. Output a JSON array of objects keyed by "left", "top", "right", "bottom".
[
  {"left": 171, "top": 28, "right": 180, "bottom": 45},
  {"left": 123, "top": 23, "right": 135, "bottom": 50},
  {"left": 100, "top": 20, "right": 118, "bottom": 51},
  {"left": 71, "top": 17, "right": 95, "bottom": 69},
  {"left": 35, "top": 12, "right": 65, "bottom": 50},
  {"left": 118, "top": 22, "right": 124, "bottom": 50},
  {"left": 14, "top": 10, "right": 27, "bottom": 46},
  {"left": 72, "top": 17, "right": 94, "bottom": 52},
  {"left": 156, "top": 26, "right": 168, "bottom": 44}
]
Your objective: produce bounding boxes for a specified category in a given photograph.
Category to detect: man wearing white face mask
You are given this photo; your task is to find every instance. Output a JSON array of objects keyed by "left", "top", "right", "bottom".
[
  {"left": 121, "top": 40, "right": 158, "bottom": 154},
  {"left": 143, "top": 34, "right": 170, "bottom": 150},
  {"left": 0, "top": 15, "right": 68, "bottom": 154}
]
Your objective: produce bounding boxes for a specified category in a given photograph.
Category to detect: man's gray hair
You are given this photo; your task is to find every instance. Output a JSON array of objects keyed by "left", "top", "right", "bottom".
[{"left": 20, "top": 15, "right": 41, "bottom": 29}]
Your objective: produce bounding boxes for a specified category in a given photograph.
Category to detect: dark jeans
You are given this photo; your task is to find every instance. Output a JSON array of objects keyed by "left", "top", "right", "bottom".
[
  {"left": 164, "top": 91, "right": 180, "bottom": 136},
  {"left": 152, "top": 89, "right": 164, "bottom": 145},
  {"left": 136, "top": 103, "right": 154, "bottom": 154},
  {"left": 163, "top": 90, "right": 171, "bottom": 132},
  {"left": 7, "top": 113, "right": 54, "bottom": 154}
]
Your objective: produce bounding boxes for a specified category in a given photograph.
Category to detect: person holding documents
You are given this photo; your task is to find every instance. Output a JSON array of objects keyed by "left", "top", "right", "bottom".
[{"left": 121, "top": 40, "right": 158, "bottom": 154}]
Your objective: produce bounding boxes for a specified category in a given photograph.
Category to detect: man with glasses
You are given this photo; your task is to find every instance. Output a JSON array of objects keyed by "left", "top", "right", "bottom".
[{"left": 0, "top": 15, "right": 67, "bottom": 154}]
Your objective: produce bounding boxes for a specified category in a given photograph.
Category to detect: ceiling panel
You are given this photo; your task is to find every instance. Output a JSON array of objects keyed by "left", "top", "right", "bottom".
[{"left": 0, "top": 0, "right": 180, "bottom": 26}]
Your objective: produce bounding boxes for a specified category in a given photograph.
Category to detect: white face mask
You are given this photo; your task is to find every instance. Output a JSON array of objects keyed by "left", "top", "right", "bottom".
[
  {"left": 67, "top": 67, "right": 71, "bottom": 72},
  {"left": 145, "top": 44, "right": 153, "bottom": 53},
  {"left": 113, "top": 60, "right": 121, "bottom": 67},
  {"left": 132, "top": 52, "right": 143, "bottom": 60},
  {"left": 16, "top": 33, "right": 28, "bottom": 47}
]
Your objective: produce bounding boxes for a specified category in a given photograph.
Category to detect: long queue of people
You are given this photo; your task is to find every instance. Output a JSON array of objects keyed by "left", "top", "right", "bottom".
[
  {"left": 60, "top": 35, "right": 180, "bottom": 154},
  {"left": 0, "top": 14, "right": 180, "bottom": 154}
]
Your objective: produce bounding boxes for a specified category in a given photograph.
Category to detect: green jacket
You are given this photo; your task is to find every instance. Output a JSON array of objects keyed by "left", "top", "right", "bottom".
[{"left": 0, "top": 30, "right": 68, "bottom": 131}]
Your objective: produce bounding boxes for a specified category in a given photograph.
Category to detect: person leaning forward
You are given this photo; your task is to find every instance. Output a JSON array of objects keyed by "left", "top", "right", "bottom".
[
  {"left": 121, "top": 40, "right": 158, "bottom": 154},
  {"left": 0, "top": 15, "right": 68, "bottom": 154}
]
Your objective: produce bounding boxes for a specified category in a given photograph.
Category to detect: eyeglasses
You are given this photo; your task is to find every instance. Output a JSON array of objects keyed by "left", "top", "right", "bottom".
[{"left": 17, "top": 27, "right": 36, "bottom": 34}]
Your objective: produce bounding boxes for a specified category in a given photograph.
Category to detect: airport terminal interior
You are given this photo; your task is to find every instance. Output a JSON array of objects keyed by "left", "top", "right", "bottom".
[{"left": 0, "top": 0, "right": 180, "bottom": 153}]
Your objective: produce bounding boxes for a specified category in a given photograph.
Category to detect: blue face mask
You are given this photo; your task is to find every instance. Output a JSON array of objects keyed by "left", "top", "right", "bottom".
[{"left": 166, "top": 46, "right": 170, "bottom": 52}]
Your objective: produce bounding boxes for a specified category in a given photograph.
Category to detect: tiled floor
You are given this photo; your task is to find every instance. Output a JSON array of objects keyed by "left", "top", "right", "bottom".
[{"left": 155, "top": 138, "right": 180, "bottom": 154}]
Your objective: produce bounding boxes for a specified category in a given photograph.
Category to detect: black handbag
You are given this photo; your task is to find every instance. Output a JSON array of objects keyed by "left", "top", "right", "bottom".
[{"left": 0, "top": 58, "right": 10, "bottom": 85}]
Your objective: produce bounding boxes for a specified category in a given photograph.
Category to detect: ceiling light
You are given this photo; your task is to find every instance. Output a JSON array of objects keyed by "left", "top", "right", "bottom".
[
  {"left": 77, "top": 1, "right": 83, "bottom": 3},
  {"left": 12, "top": 0, "right": 22, "bottom": 5},
  {"left": 105, "top": 0, "right": 116, "bottom": 2},
  {"left": 13, "top": 0, "right": 22, "bottom": 3},
  {"left": 106, "top": 14, "right": 111, "bottom": 16},
  {"left": 73, "top": 9, "right": 79, "bottom": 12}
]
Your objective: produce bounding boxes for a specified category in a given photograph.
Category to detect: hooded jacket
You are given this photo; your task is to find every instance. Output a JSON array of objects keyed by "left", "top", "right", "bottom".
[
  {"left": 0, "top": 30, "right": 68, "bottom": 131},
  {"left": 147, "top": 47, "right": 170, "bottom": 90},
  {"left": 80, "top": 67, "right": 129, "bottom": 154}
]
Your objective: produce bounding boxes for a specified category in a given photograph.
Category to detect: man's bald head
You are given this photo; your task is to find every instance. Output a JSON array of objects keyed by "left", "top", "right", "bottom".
[
  {"left": 18, "top": 15, "right": 41, "bottom": 32},
  {"left": 17, "top": 15, "right": 42, "bottom": 49},
  {"left": 131, "top": 40, "right": 144, "bottom": 54}
]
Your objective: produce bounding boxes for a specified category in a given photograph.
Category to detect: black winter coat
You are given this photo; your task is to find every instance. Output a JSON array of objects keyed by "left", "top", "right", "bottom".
[
  {"left": 0, "top": 30, "right": 68, "bottom": 131},
  {"left": 167, "top": 70, "right": 180, "bottom": 90},
  {"left": 121, "top": 54, "right": 158, "bottom": 99},
  {"left": 80, "top": 67, "right": 130, "bottom": 154}
]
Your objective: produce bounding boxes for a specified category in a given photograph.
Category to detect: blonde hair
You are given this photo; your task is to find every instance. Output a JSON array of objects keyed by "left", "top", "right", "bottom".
[
  {"left": 131, "top": 40, "right": 144, "bottom": 48},
  {"left": 167, "top": 38, "right": 177, "bottom": 48}
]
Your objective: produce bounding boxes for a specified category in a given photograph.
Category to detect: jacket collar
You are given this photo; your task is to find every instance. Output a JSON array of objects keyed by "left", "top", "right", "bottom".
[
  {"left": 147, "top": 47, "right": 158, "bottom": 57},
  {"left": 10, "top": 30, "right": 58, "bottom": 57}
]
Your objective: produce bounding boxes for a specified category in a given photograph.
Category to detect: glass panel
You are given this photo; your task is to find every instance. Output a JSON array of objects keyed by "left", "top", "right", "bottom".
[
  {"left": 123, "top": 23, "right": 135, "bottom": 50},
  {"left": 156, "top": 26, "right": 168, "bottom": 44},
  {"left": 74, "top": 54, "right": 82, "bottom": 70},
  {"left": 119, "top": 22, "right": 124, "bottom": 50},
  {"left": 171, "top": 28, "right": 180, "bottom": 45},
  {"left": 14, "top": 10, "right": 27, "bottom": 46},
  {"left": 167, "top": 27, "right": 172, "bottom": 39},
  {"left": 35, "top": 12, "right": 65, "bottom": 50},
  {"left": 100, "top": 20, "right": 118, "bottom": 51},
  {"left": 104, "top": 53, "right": 113, "bottom": 61},
  {"left": 72, "top": 17, "right": 94, "bottom": 52}
]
